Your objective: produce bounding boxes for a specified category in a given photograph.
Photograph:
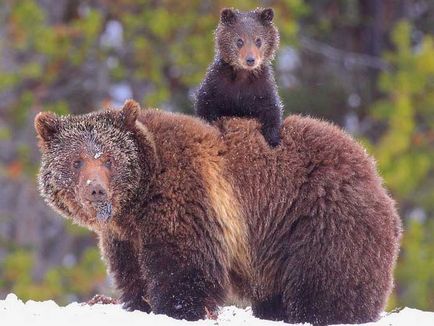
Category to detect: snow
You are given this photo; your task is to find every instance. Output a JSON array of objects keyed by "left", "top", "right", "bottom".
[{"left": 1, "top": 293, "right": 434, "bottom": 326}]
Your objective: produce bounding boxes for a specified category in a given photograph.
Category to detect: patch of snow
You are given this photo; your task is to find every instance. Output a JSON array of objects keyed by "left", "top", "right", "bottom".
[
  {"left": 94, "top": 152, "right": 103, "bottom": 159},
  {"left": 86, "top": 179, "right": 92, "bottom": 185},
  {"left": 1, "top": 294, "right": 434, "bottom": 326}
]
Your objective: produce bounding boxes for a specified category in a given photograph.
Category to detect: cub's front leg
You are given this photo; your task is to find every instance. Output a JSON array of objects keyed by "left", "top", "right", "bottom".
[
  {"left": 99, "top": 233, "right": 151, "bottom": 313},
  {"left": 141, "top": 241, "right": 226, "bottom": 321},
  {"left": 257, "top": 102, "right": 282, "bottom": 147}
]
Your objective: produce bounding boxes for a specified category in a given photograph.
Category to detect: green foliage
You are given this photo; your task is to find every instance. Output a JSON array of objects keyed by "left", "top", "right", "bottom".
[
  {"left": 396, "top": 219, "right": 434, "bottom": 309},
  {"left": 1, "top": 247, "right": 106, "bottom": 304},
  {"left": 366, "top": 20, "right": 434, "bottom": 310},
  {"left": 370, "top": 21, "right": 434, "bottom": 199}
]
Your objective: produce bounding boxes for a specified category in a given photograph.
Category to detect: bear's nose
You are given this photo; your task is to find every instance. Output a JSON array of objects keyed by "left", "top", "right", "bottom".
[
  {"left": 85, "top": 182, "right": 107, "bottom": 202},
  {"left": 246, "top": 57, "right": 255, "bottom": 66}
]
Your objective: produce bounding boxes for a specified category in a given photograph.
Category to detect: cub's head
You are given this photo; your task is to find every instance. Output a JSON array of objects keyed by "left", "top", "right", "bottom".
[
  {"left": 216, "top": 7, "right": 279, "bottom": 71},
  {"left": 35, "top": 100, "right": 157, "bottom": 232}
]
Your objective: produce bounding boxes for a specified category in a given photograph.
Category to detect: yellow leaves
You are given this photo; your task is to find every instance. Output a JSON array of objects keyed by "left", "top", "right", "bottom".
[
  {"left": 46, "top": 100, "right": 70, "bottom": 116},
  {"left": 144, "top": 86, "right": 169, "bottom": 108},
  {"left": 1, "top": 249, "right": 57, "bottom": 301},
  {"left": 67, "top": 249, "right": 106, "bottom": 296},
  {"left": 21, "top": 62, "right": 42, "bottom": 79},
  {"left": 0, "top": 127, "right": 11, "bottom": 141},
  {"left": 416, "top": 38, "right": 434, "bottom": 74},
  {"left": 3, "top": 249, "right": 33, "bottom": 284},
  {"left": 147, "top": 8, "right": 172, "bottom": 39},
  {"left": 381, "top": 154, "right": 430, "bottom": 198},
  {"left": 391, "top": 20, "right": 412, "bottom": 57}
]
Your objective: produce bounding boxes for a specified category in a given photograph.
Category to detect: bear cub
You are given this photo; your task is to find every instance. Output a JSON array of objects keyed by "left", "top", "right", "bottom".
[{"left": 195, "top": 7, "right": 283, "bottom": 147}]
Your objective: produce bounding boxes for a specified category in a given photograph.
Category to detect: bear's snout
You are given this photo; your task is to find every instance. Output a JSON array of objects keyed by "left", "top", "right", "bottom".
[
  {"left": 83, "top": 180, "right": 108, "bottom": 203},
  {"left": 245, "top": 56, "right": 255, "bottom": 66},
  {"left": 80, "top": 179, "right": 113, "bottom": 222},
  {"left": 76, "top": 161, "right": 113, "bottom": 222}
]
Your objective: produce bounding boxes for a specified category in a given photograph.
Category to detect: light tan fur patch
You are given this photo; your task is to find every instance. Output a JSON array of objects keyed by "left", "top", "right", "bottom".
[{"left": 202, "top": 157, "right": 251, "bottom": 282}]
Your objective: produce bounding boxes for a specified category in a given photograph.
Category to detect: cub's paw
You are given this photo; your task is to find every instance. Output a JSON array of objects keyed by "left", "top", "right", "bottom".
[
  {"left": 265, "top": 134, "right": 281, "bottom": 147},
  {"left": 262, "top": 128, "right": 281, "bottom": 147}
]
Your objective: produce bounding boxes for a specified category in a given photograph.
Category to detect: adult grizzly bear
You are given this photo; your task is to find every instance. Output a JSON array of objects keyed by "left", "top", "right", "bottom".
[{"left": 35, "top": 100, "right": 401, "bottom": 325}]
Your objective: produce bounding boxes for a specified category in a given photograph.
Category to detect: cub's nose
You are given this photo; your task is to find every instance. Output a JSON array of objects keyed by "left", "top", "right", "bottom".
[
  {"left": 246, "top": 57, "right": 255, "bottom": 66},
  {"left": 85, "top": 181, "right": 107, "bottom": 202}
]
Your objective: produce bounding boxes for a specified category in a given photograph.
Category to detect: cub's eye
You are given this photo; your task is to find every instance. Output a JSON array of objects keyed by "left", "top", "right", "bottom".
[
  {"left": 236, "top": 38, "right": 244, "bottom": 48},
  {"left": 255, "top": 38, "right": 262, "bottom": 48},
  {"left": 72, "top": 159, "right": 83, "bottom": 170},
  {"left": 104, "top": 159, "right": 112, "bottom": 169}
]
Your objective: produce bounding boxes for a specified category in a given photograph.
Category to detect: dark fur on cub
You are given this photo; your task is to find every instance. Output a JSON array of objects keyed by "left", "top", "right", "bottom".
[
  {"left": 195, "top": 7, "right": 282, "bottom": 147},
  {"left": 35, "top": 100, "right": 401, "bottom": 325}
]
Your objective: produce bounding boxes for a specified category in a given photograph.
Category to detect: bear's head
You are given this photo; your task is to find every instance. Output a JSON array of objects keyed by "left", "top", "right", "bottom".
[
  {"left": 35, "top": 100, "right": 157, "bottom": 232},
  {"left": 216, "top": 7, "right": 279, "bottom": 71}
]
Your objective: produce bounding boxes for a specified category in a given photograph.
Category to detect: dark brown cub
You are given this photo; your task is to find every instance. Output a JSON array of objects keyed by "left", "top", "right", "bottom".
[{"left": 195, "top": 7, "right": 282, "bottom": 147}]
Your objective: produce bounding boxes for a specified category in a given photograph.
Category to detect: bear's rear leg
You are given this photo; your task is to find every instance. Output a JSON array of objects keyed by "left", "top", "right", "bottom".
[
  {"left": 282, "top": 284, "right": 381, "bottom": 326},
  {"left": 252, "top": 294, "right": 287, "bottom": 321}
]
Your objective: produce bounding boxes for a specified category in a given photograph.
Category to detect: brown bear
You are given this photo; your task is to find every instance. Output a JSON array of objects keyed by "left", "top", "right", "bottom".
[
  {"left": 195, "top": 7, "right": 282, "bottom": 147},
  {"left": 35, "top": 100, "right": 401, "bottom": 325}
]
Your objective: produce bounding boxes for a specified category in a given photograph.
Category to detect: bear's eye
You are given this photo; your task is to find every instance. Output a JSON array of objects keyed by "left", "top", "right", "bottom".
[
  {"left": 255, "top": 38, "right": 262, "bottom": 48},
  {"left": 104, "top": 159, "right": 112, "bottom": 169},
  {"left": 72, "top": 159, "right": 83, "bottom": 170},
  {"left": 236, "top": 38, "right": 244, "bottom": 48}
]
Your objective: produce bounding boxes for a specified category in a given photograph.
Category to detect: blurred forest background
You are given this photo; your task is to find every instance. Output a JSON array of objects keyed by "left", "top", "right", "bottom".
[{"left": 0, "top": 0, "right": 433, "bottom": 311}]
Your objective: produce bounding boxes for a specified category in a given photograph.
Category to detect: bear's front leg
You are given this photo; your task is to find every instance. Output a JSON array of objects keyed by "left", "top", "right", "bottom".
[
  {"left": 100, "top": 233, "right": 151, "bottom": 313},
  {"left": 142, "top": 243, "right": 226, "bottom": 321}
]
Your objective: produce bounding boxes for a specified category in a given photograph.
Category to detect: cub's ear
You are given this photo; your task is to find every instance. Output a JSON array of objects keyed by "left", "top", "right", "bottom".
[
  {"left": 34, "top": 112, "right": 60, "bottom": 143},
  {"left": 259, "top": 8, "right": 274, "bottom": 25},
  {"left": 120, "top": 99, "right": 141, "bottom": 128},
  {"left": 220, "top": 8, "right": 237, "bottom": 25}
]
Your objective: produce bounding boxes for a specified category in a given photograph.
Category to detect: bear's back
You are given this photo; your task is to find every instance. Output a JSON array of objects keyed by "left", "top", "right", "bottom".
[{"left": 216, "top": 114, "right": 399, "bottom": 232}]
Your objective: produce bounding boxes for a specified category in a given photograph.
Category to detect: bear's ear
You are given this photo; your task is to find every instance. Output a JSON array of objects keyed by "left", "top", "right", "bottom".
[
  {"left": 220, "top": 8, "right": 237, "bottom": 26},
  {"left": 34, "top": 112, "right": 60, "bottom": 144},
  {"left": 259, "top": 8, "right": 274, "bottom": 25},
  {"left": 120, "top": 99, "right": 140, "bottom": 128}
]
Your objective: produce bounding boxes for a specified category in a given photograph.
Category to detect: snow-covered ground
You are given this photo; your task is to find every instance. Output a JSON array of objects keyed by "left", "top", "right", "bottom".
[{"left": 2, "top": 293, "right": 434, "bottom": 326}]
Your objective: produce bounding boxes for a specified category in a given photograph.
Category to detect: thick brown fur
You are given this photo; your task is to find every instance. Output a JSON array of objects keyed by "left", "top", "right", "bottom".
[
  {"left": 35, "top": 100, "right": 401, "bottom": 325},
  {"left": 195, "top": 8, "right": 282, "bottom": 147}
]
